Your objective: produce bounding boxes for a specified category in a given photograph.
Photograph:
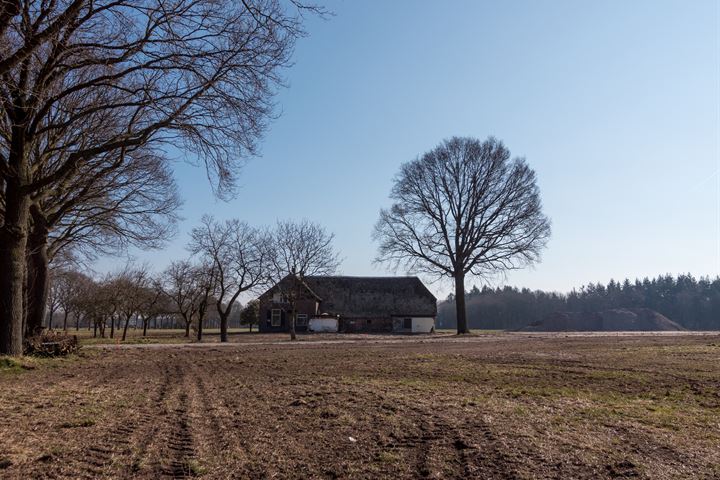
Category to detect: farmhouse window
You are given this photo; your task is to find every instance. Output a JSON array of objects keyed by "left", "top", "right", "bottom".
[
  {"left": 296, "top": 314, "right": 308, "bottom": 326},
  {"left": 403, "top": 318, "right": 412, "bottom": 329},
  {"left": 271, "top": 309, "right": 282, "bottom": 327}
]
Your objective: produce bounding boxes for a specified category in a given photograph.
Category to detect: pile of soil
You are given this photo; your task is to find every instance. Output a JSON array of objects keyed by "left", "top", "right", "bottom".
[{"left": 523, "top": 308, "right": 685, "bottom": 332}]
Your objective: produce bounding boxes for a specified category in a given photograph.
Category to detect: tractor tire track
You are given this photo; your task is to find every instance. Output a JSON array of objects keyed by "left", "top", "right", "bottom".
[
  {"left": 70, "top": 361, "right": 170, "bottom": 479},
  {"left": 195, "top": 363, "right": 267, "bottom": 477},
  {"left": 121, "top": 362, "right": 173, "bottom": 477},
  {"left": 154, "top": 364, "right": 196, "bottom": 479}
]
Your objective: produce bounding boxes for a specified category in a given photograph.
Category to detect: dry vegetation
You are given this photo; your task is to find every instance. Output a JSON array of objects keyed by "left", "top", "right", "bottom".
[{"left": 1, "top": 333, "right": 718, "bottom": 479}]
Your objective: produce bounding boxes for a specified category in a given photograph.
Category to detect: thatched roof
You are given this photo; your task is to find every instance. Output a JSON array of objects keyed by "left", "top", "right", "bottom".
[{"left": 304, "top": 276, "right": 437, "bottom": 318}]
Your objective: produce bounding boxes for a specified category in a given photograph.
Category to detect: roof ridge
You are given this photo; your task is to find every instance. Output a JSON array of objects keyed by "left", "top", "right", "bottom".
[{"left": 306, "top": 275, "right": 420, "bottom": 279}]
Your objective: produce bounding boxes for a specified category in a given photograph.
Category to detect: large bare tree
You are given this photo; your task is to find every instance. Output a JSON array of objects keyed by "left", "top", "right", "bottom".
[
  {"left": 373, "top": 136, "right": 551, "bottom": 334},
  {"left": 0, "top": 0, "right": 319, "bottom": 354},
  {"left": 189, "top": 216, "right": 271, "bottom": 342},
  {"left": 271, "top": 219, "right": 340, "bottom": 340},
  {"left": 24, "top": 147, "right": 181, "bottom": 336}
]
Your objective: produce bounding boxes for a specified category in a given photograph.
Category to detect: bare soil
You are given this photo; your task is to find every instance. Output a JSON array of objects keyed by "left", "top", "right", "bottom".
[{"left": 1, "top": 332, "right": 719, "bottom": 479}]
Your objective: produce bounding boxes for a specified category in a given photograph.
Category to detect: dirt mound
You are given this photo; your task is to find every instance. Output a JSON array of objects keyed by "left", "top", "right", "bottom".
[{"left": 523, "top": 308, "right": 684, "bottom": 332}]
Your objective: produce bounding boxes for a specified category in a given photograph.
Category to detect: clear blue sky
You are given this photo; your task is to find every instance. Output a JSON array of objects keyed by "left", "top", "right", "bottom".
[{"left": 104, "top": 0, "right": 720, "bottom": 299}]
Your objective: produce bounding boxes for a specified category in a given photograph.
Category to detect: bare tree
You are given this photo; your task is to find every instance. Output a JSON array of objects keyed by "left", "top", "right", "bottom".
[
  {"left": 70, "top": 275, "right": 110, "bottom": 338},
  {"left": 50, "top": 267, "right": 85, "bottom": 332},
  {"left": 45, "top": 268, "right": 62, "bottom": 330},
  {"left": 161, "top": 261, "right": 200, "bottom": 339},
  {"left": 192, "top": 262, "right": 217, "bottom": 342},
  {"left": 100, "top": 275, "right": 124, "bottom": 340},
  {"left": 374, "top": 137, "right": 551, "bottom": 334},
  {"left": 115, "top": 265, "right": 151, "bottom": 342},
  {"left": 271, "top": 219, "right": 340, "bottom": 340},
  {"left": 0, "top": 0, "right": 321, "bottom": 354},
  {"left": 189, "top": 216, "right": 271, "bottom": 342},
  {"left": 161, "top": 260, "right": 216, "bottom": 340},
  {"left": 65, "top": 270, "right": 94, "bottom": 331},
  {"left": 138, "top": 279, "right": 170, "bottom": 337},
  {"left": 23, "top": 147, "right": 181, "bottom": 336}
]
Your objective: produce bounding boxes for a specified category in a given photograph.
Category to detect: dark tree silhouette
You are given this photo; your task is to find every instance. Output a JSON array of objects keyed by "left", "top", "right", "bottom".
[
  {"left": 240, "top": 299, "right": 260, "bottom": 333},
  {"left": 374, "top": 136, "right": 551, "bottom": 334}
]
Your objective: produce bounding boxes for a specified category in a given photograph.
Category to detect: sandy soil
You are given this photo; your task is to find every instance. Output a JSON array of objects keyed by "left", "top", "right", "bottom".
[{"left": 1, "top": 333, "right": 719, "bottom": 479}]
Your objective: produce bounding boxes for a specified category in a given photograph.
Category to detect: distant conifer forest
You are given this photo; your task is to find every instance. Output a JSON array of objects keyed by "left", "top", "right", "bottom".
[{"left": 437, "top": 274, "right": 720, "bottom": 331}]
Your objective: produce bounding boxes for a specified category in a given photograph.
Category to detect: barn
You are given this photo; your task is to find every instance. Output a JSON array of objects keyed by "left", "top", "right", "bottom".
[{"left": 258, "top": 276, "right": 437, "bottom": 333}]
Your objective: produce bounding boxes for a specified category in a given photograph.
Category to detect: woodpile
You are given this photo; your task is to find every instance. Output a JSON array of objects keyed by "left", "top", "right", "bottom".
[{"left": 24, "top": 331, "right": 80, "bottom": 357}]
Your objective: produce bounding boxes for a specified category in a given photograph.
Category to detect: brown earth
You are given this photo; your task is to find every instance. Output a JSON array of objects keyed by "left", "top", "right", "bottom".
[{"left": 0, "top": 332, "right": 719, "bottom": 479}]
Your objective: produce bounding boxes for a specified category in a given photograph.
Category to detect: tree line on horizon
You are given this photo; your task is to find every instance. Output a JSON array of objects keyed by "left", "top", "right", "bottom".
[{"left": 437, "top": 273, "right": 720, "bottom": 331}]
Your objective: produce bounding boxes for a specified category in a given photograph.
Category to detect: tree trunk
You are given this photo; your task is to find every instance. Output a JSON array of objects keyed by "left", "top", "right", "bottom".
[
  {"left": 219, "top": 313, "right": 229, "bottom": 343},
  {"left": 62, "top": 311, "right": 69, "bottom": 331},
  {"left": 76, "top": 313, "right": 80, "bottom": 331},
  {"left": 142, "top": 317, "right": 148, "bottom": 337},
  {"left": 93, "top": 320, "right": 98, "bottom": 338},
  {"left": 185, "top": 320, "right": 190, "bottom": 338},
  {"left": 454, "top": 272, "right": 470, "bottom": 334},
  {"left": 0, "top": 199, "right": 31, "bottom": 355},
  {"left": 47, "top": 304, "right": 55, "bottom": 330},
  {"left": 289, "top": 305, "right": 297, "bottom": 341},
  {"left": 25, "top": 211, "right": 50, "bottom": 337},
  {"left": 0, "top": 121, "right": 33, "bottom": 355},
  {"left": 110, "top": 315, "right": 115, "bottom": 339},
  {"left": 121, "top": 315, "right": 131, "bottom": 341},
  {"left": 197, "top": 316, "right": 204, "bottom": 342}
]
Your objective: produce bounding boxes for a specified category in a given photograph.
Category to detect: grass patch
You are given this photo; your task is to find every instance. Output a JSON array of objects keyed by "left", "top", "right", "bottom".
[
  {"left": 377, "top": 451, "right": 402, "bottom": 464},
  {"left": 0, "top": 357, "right": 24, "bottom": 372},
  {"left": 188, "top": 460, "right": 207, "bottom": 475},
  {"left": 59, "top": 418, "right": 96, "bottom": 428}
]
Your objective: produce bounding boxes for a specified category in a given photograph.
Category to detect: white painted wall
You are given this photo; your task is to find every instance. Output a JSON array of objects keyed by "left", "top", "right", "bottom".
[
  {"left": 411, "top": 317, "right": 435, "bottom": 333},
  {"left": 309, "top": 317, "right": 338, "bottom": 333}
]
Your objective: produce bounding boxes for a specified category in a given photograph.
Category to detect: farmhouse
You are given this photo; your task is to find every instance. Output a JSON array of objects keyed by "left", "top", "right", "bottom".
[{"left": 258, "top": 276, "right": 437, "bottom": 333}]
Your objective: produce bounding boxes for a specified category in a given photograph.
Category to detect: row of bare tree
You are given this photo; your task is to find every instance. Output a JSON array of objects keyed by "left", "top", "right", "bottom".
[
  {"left": 43, "top": 217, "right": 339, "bottom": 342},
  {"left": 46, "top": 263, "right": 242, "bottom": 341},
  {"left": 0, "top": 1, "right": 323, "bottom": 354},
  {"left": 47, "top": 265, "right": 168, "bottom": 340}
]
